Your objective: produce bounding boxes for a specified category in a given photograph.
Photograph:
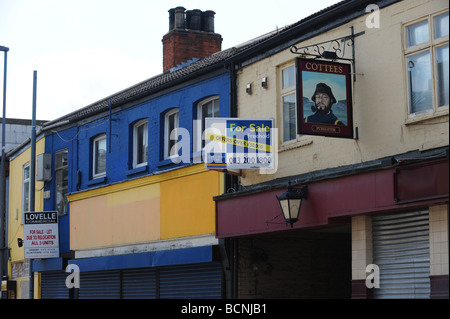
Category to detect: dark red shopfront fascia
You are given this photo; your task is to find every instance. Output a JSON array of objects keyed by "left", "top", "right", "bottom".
[{"left": 215, "top": 158, "right": 449, "bottom": 238}]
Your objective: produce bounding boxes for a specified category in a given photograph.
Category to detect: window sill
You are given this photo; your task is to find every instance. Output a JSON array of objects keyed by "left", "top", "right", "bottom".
[
  {"left": 158, "top": 157, "right": 181, "bottom": 168},
  {"left": 405, "top": 109, "right": 449, "bottom": 125},
  {"left": 279, "top": 137, "right": 314, "bottom": 153},
  {"left": 87, "top": 176, "right": 106, "bottom": 186},
  {"left": 126, "top": 165, "right": 148, "bottom": 176},
  {"left": 192, "top": 150, "right": 203, "bottom": 163}
]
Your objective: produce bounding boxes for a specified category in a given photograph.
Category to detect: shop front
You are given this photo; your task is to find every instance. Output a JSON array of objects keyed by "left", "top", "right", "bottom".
[
  {"left": 215, "top": 154, "right": 449, "bottom": 299},
  {"left": 34, "top": 245, "right": 224, "bottom": 299}
]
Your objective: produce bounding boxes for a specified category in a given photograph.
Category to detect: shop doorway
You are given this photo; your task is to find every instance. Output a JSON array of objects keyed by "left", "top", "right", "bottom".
[{"left": 237, "top": 225, "right": 351, "bottom": 298}]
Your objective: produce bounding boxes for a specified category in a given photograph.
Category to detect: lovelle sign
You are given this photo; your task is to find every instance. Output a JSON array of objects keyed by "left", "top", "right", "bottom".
[{"left": 24, "top": 211, "right": 59, "bottom": 259}]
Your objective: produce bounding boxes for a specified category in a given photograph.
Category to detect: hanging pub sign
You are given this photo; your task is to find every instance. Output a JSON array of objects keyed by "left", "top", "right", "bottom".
[{"left": 296, "top": 58, "right": 354, "bottom": 139}]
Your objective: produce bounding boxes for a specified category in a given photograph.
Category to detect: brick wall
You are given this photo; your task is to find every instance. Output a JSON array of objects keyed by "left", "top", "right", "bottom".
[
  {"left": 162, "top": 29, "right": 222, "bottom": 72},
  {"left": 237, "top": 231, "right": 351, "bottom": 299}
]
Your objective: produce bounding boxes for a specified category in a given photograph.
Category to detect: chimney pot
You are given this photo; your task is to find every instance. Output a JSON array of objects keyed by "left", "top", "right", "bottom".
[
  {"left": 162, "top": 7, "right": 222, "bottom": 72},
  {"left": 185, "top": 10, "right": 192, "bottom": 30},
  {"left": 174, "top": 6, "right": 186, "bottom": 29},
  {"left": 188, "top": 9, "right": 202, "bottom": 31},
  {"left": 202, "top": 10, "right": 215, "bottom": 33},
  {"left": 168, "top": 8, "right": 175, "bottom": 31}
]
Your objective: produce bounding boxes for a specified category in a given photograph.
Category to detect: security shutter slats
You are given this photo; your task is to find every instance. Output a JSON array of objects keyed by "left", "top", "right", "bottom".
[
  {"left": 78, "top": 270, "right": 121, "bottom": 299},
  {"left": 122, "top": 268, "right": 157, "bottom": 299},
  {"left": 373, "top": 210, "right": 430, "bottom": 299},
  {"left": 41, "top": 271, "right": 70, "bottom": 299},
  {"left": 42, "top": 262, "right": 223, "bottom": 299},
  {"left": 159, "top": 262, "right": 223, "bottom": 299},
  {"left": 375, "top": 242, "right": 429, "bottom": 259}
]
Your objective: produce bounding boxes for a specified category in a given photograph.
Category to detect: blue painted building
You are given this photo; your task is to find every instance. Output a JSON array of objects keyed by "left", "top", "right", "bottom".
[
  {"left": 32, "top": 8, "right": 240, "bottom": 299},
  {"left": 41, "top": 69, "right": 232, "bottom": 253}
]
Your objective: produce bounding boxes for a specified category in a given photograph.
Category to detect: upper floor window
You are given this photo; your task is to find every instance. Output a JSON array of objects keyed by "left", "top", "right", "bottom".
[
  {"left": 55, "top": 149, "right": 68, "bottom": 216},
  {"left": 405, "top": 11, "right": 449, "bottom": 118},
  {"left": 92, "top": 134, "right": 106, "bottom": 178},
  {"left": 22, "top": 162, "right": 30, "bottom": 214},
  {"left": 281, "top": 65, "right": 297, "bottom": 142},
  {"left": 164, "top": 109, "right": 179, "bottom": 159},
  {"left": 196, "top": 96, "right": 220, "bottom": 151},
  {"left": 133, "top": 119, "right": 148, "bottom": 168}
]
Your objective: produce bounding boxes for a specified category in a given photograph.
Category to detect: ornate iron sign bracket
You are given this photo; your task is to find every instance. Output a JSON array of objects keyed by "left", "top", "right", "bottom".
[{"left": 290, "top": 26, "right": 365, "bottom": 81}]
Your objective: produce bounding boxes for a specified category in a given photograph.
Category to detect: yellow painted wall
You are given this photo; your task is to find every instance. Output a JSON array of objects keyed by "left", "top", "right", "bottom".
[
  {"left": 68, "top": 164, "right": 223, "bottom": 251},
  {"left": 8, "top": 138, "right": 45, "bottom": 263},
  {"left": 7, "top": 138, "right": 45, "bottom": 299},
  {"left": 160, "top": 169, "right": 221, "bottom": 239},
  {"left": 70, "top": 183, "right": 160, "bottom": 250}
]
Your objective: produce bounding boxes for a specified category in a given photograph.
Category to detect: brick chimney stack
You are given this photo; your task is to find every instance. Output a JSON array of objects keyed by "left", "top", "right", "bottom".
[{"left": 162, "top": 7, "right": 223, "bottom": 72}]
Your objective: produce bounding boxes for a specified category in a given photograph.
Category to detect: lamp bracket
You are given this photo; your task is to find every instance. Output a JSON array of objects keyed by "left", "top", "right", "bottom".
[
  {"left": 290, "top": 26, "right": 365, "bottom": 81},
  {"left": 291, "top": 184, "right": 308, "bottom": 199},
  {"left": 265, "top": 212, "right": 290, "bottom": 227}
]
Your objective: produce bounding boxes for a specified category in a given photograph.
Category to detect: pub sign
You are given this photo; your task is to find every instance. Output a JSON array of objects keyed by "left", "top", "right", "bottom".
[{"left": 296, "top": 58, "right": 354, "bottom": 139}]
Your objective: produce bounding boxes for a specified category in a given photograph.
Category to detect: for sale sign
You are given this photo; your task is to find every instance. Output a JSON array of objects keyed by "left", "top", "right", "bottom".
[
  {"left": 24, "top": 211, "right": 59, "bottom": 259},
  {"left": 205, "top": 118, "right": 275, "bottom": 170}
]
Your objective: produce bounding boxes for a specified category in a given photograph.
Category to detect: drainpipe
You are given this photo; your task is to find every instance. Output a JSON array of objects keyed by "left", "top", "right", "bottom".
[
  {"left": 0, "top": 45, "right": 9, "bottom": 286},
  {"left": 221, "top": 61, "right": 240, "bottom": 299},
  {"left": 228, "top": 61, "right": 238, "bottom": 118},
  {"left": 29, "top": 70, "right": 37, "bottom": 299}
]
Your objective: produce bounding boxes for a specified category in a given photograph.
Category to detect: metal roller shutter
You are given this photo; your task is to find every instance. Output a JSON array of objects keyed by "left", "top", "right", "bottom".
[
  {"left": 122, "top": 268, "right": 157, "bottom": 299},
  {"left": 78, "top": 270, "right": 121, "bottom": 299},
  {"left": 373, "top": 210, "right": 430, "bottom": 299},
  {"left": 41, "top": 271, "right": 70, "bottom": 299},
  {"left": 159, "top": 262, "right": 223, "bottom": 299}
]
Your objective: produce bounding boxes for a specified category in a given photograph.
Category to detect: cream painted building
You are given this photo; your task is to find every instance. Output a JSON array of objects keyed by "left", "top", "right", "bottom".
[
  {"left": 215, "top": 0, "right": 448, "bottom": 299},
  {"left": 237, "top": 0, "right": 448, "bottom": 185}
]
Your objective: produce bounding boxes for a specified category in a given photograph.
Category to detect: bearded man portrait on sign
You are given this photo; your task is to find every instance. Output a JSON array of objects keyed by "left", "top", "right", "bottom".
[{"left": 304, "top": 83, "right": 344, "bottom": 125}]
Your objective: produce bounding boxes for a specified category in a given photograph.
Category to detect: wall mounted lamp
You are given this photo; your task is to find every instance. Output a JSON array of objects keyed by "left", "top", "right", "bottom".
[
  {"left": 246, "top": 83, "right": 252, "bottom": 95},
  {"left": 261, "top": 77, "right": 268, "bottom": 89},
  {"left": 276, "top": 182, "right": 308, "bottom": 228}
]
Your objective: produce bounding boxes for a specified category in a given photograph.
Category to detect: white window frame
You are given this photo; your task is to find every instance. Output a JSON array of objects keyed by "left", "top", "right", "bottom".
[
  {"left": 404, "top": 10, "right": 449, "bottom": 122},
  {"left": 280, "top": 64, "right": 298, "bottom": 144},
  {"left": 92, "top": 134, "right": 107, "bottom": 179},
  {"left": 132, "top": 119, "right": 149, "bottom": 169},
  {"left": 22, "top": 162, "right": 30, "bottom": 216},
  {"left": 195, "top": 96, "right": 220, "bottom": 154},
  {"left": 164, "top": 108, "right": 179, "bottom": 160},
  {"left": 55, "top": 149, "right": 69, "bottom": 216}
]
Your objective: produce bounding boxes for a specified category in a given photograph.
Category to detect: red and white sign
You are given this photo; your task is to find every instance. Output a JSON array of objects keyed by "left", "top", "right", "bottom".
[{"left": 24, "top": 211, "right": 59, "bottom": 259}]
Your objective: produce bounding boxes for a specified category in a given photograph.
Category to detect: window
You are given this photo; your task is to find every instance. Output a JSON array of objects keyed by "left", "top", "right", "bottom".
[
  {"left": 133, "top": 120, "right": 148, "bottom": 168},
  {"left": 282, "top": 65, "right": 295, "bottom": 89},
  {"left": 196, "top": 96, "right": 220, "bottom": 151},
  {"left": 281, "top": 65, "right": 297, "bottom": 142},
  {"left": 164, "top": 109, "right": 179, "bottom": 159},
  {"left": 92, "top": 134, "right": 106, "bottom": 178},
  {"left": 55, "top": 149, "right": 69, "bottom": 216},
  {"left": 22, "top": 163, "right": 30, "bottom": 214},
  {"left": 405, "top": 11, "right": 449, "bottom": 118}
]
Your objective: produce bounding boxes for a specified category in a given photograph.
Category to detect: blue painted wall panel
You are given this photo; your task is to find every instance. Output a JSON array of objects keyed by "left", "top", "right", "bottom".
[
  {"left": 74, "top": 72, "right": 230, "bottom": 187},
  {"left": 44, "top": 71, "right": 230, "bottom": 256},
  {"left": 44, "top": 127, "right": 78, "bottom": 254},
  {"left": 32, "top": 257, "right": 64, "bottom": 272},
  {"left": 68, "top": 246, "right": 213, "bottom": 272}
]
